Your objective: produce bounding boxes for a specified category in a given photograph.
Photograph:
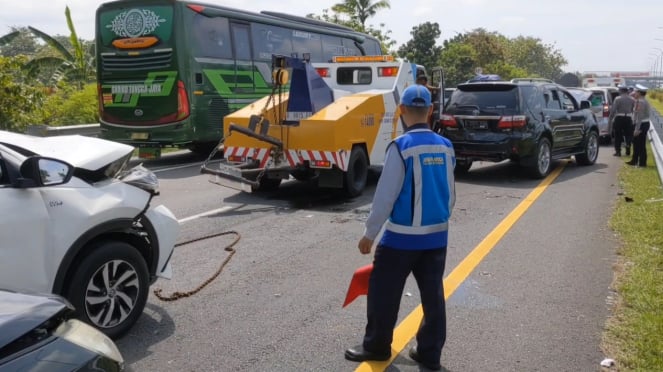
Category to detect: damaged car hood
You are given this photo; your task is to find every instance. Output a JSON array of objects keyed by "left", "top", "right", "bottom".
[{"left": 0, "top": 131, "right": 134, "bottom": 171}]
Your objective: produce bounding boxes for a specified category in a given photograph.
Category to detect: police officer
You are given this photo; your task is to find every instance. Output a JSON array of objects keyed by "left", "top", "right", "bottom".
[
  {"left": 608, "top": 85, "right": 635, "bottom": 156},
  {"left": 626, "top": 84, "right": 652, "bottom": 167}
]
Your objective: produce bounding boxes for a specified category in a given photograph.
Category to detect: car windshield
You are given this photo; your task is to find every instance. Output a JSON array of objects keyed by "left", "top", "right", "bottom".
[{"left": 448, "top": 85, "right": 519, "bottom": 115}]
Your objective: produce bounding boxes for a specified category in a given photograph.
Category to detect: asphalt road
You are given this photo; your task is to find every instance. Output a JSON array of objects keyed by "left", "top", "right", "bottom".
[{"left": 116, "top": 146, "right": 621, "bottom": 372}]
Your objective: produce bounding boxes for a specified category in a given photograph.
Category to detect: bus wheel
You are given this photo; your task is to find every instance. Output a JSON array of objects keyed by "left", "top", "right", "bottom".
[{"left": 344, "top": 147, "right": 368, "bottom": 197}]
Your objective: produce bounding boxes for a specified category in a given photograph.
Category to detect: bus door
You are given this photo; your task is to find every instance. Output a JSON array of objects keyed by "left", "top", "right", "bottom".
[{"left": 230, "top": 22, "right": 256, "bottom": 98}]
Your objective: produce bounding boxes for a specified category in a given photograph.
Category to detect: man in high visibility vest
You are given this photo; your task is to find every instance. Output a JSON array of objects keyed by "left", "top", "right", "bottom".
[{"left": 345, "top": 85, "right": 456, "bottom": 371}]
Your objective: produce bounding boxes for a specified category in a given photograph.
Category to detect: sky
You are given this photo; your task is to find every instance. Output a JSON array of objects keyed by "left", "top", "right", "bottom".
[{"left": 2, "top": 0, "right": 663, "bottom": 74}]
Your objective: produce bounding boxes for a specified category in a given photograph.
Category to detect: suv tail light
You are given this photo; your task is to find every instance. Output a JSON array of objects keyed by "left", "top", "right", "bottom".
[
  {"left": 602, "top": 104, "right": 609, "bottom": 118},
  {"left": 498, "top": 115, "right": 527, "bottom": 129},
  {"left": 441, "top": 114, "right": 457, "bottom": 128}
]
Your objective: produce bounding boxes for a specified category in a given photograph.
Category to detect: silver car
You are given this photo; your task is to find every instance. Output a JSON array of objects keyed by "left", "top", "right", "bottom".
[{"left": 568, "top": 87, "right": 617, "bottom": 144}]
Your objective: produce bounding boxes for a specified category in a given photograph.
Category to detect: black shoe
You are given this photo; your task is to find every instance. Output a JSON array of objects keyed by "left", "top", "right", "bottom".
[
  {"left": 626, "top": 161, "right": 637, "bottom": 166},
  {"left": 409, "top": 347, "right": 441, "bottom": 371},
  {"left": 613, "top": 152, "right": 621, "bottom": 156},
  {"left": 344, "top": 346, "right": 390, "bottom": 362}
]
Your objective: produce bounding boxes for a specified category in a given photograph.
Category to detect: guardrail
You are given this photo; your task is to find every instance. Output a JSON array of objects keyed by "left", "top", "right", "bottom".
[
  {"left": 26, "top": 123, "right": 100, "bottom": 137},
  {"left": 649, "top": 109, "right": 663, "bottom": 188}
]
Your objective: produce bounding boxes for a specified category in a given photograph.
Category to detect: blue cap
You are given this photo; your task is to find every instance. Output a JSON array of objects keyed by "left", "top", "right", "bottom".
[{"left": 401, "top": 85, "right": 431, "bottom": 107}]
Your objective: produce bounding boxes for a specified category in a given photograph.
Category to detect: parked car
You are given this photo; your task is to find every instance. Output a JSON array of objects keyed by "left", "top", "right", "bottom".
[
  {"left": 0, "top": 131, "right": 179, "bottom": 339},
  {"left": 590, "top": 87, "right": 619, "bottom": 143},
  {"left": 439, "top": 80, "right": 600, "bottom": 178},
  {"left": 0, "top": 289, "right": 124, "bottom": 371},
  {"left": 567, "top": 87, "right": 613, "bottom": 143}
]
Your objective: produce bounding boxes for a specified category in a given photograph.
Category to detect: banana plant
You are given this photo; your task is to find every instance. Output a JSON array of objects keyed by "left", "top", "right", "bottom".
[{"left": 25, "top": 6, "right": 95, "bottom": 88}]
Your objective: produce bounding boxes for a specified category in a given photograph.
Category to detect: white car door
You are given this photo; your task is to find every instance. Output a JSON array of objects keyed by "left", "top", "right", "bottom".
[{"left": 0, "top": 150, "right": 52, "bottom": 293}]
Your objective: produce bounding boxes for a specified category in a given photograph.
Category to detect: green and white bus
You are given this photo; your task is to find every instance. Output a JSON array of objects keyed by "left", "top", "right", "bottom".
[{"left": 95, "top": 0, "right": 383, "bottom": 157}]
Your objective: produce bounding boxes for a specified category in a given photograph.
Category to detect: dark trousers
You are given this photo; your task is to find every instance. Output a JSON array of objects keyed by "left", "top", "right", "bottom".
[
  {"left": 630, "top": 121, "right": 650, "bottom": 166},
  {"left": 613, "top": 116, "right": 633, "bottom": 154},
  {"left": 363, "top": 245, "right": 447, "bottom": 364}
]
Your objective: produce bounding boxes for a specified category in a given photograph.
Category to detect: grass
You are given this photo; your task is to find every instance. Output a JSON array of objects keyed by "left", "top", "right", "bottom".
[{"left": 602, "top": 98, "right": 663, "bottom": 371}]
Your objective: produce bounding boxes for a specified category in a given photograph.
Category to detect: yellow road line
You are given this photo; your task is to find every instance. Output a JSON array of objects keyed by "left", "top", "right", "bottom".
[{"left": 355, "top": 161, "right": 567, "bottom": 372}]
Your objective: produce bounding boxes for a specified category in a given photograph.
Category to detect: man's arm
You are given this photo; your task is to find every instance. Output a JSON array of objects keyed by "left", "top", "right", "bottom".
[{"left": 363, "top": 142, "right": 405, "bottom": 240}]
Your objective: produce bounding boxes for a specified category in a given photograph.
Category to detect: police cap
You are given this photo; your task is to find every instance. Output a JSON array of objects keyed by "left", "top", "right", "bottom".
[{"left": 635, "top": 84, "right": 648, "bottom": 93}]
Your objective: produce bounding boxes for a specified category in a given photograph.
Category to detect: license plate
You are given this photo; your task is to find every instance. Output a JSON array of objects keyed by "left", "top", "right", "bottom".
[
  {"left": 138, "top": 147, "right": 161, "bottom": 159},
  {"left": 131, "top": 132, "right": 149, "bottom": 140},
  {"left": 466, "top": 120, "right": 488, "bottom": 129}
]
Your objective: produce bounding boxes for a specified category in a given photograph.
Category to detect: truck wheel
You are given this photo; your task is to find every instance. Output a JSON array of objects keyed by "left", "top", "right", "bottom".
[
  {"left": 576, "top": 131, "right": 599, "bottom": 165},
  {"left": 65, "top": 241, "right": 149, "bottom": 339},
  {"left": 528, "top": 137, "right": 552, "bottom": 179},
  {"left": 344, "top": 147, "right": 368, "bottom": 197}
]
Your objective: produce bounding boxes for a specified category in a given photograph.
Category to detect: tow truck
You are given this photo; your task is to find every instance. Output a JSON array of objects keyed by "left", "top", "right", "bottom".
[{"left": 201, "top": 54, "right": 444, "bottom": 196}]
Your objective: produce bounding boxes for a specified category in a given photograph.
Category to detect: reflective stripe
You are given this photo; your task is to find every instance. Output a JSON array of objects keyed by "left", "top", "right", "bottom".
[
  {"left": 401, "top": 144, "right": 455, "bottom": 159},
  {"left": 412, "top": 153, "right": 423, "bottom": 226},
  {"left": 386, "top": 220, "right": 449, "bottom": 234}
]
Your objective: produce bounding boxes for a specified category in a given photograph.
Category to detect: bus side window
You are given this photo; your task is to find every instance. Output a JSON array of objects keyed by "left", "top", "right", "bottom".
[
  {"left": 251, "top": 24, "right": 293, "bottom": 60},
  {"left": 291, "top": 30, "right": 322, "bottom": 61},
  {"left": 192, "top": 15, "right": 232, "bottom": 59},
  {"left": 341, "top": 38, "right": 361, "bottom": 56}
]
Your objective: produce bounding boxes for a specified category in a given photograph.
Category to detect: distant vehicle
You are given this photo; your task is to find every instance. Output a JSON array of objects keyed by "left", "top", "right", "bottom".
[
  {"left": 0, "top": 290, "right": 124, "bottom": 371},
  {"left": 439, "top": 80, "right": 599, "bottom": 177},
  {"left": 0, "top": 131, "right": 179, "bottom": 339},
  {"left": 567, "top": 87, "right": 615, "bottom": 143},
  {"left": 95, "top": 0, "right": 384, "bottom": 158},
  {"left": 582, "top": 76, "right": 625, "bottom": 88}
]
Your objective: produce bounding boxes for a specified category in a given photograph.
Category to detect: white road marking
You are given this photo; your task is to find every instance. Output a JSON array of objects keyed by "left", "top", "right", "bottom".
[{"left": 177, "top": 206, "right": 234, "bottom": 224}]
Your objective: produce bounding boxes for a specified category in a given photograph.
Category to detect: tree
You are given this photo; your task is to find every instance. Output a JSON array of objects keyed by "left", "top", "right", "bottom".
[
  {"left": 307, "top": 8, "right": 396, "bottom": 55},
  {"left": 24, "top": 6, "right": 95, "bottom": 88},
  {"left": 397, "top": 22, "right": 443, "bottom": 71},
  {"left": 331, "top": 0, "right": 391, "bottom": 30},
  {"left": 505, "top": 36, "right": 567, "bottom": 81},
  {"left": 0, "top": 28, "right": 38, "bottom": 57},
  {"left": 0, "top": 55, "right": 43, "bottom": 132},
  {"left": 438, "top": 28, "right": 568, "bottom": 86}
]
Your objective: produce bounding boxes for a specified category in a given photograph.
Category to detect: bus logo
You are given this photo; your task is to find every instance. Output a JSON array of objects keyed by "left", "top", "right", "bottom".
[
  {"left": 106, "top": 9, "right": 166, "bottom": 38},
  {"left": 134, "top": 109, "right": 144, "bottom": 117}
]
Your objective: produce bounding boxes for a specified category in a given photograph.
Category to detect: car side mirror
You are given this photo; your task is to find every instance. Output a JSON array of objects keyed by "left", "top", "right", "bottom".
[
  {"left": 16, "top": 157, "right": 74, "bottom": 188},
  {"left": 580, "top": 100, "right": 591, "bottom": 110}
]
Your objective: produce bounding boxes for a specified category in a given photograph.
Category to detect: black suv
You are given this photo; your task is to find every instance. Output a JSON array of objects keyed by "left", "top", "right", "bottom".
[{"left": 437, "top": 79, "right": 599, "bottom": 178}]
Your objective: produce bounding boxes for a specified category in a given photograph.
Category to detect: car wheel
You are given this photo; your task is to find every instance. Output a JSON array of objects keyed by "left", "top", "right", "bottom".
[
  {"left": 344, "top": 147, "right": 368, "bottom": 197},
  {"left": 66, "top": 241, "right": 149, "bottom": 339},
  {"left": 576, "top": 131, "right": 599, "bottom": 165},
  {"left": 529, "top": 137, "right": 552, "bottom": 179},
  {"left": 454, "top": 159, "right": 472, "bottom": 174}
]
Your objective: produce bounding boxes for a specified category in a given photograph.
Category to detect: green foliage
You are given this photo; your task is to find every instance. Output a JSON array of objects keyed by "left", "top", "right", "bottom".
[
  {"left": 437, "top": 28, "right": 568, "bottom": 86},
  {"left": 0, "top": 55, "right": 43, "bottom": 132},
  {"left": 331, "top": 0, "right": 391, "bottom": 29},
  {"left": 397, "top": 22, "right": 443, "bottom": 71},
  {"left": 30, "top": 83, "right": 99, "bottom": 126},
  {"left": 606, "top": 141, "right": 663, "bottom": 371}
]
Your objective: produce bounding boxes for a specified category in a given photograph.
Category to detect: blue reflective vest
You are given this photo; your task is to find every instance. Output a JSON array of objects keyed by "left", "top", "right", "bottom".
[{"left": 381, "top": 128, "right": 456, "bottom": 250}]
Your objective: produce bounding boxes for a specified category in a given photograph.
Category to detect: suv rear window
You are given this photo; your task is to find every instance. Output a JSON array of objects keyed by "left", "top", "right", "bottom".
[{"left": 448, "top": 85, "right": 519, "bottom": 115}]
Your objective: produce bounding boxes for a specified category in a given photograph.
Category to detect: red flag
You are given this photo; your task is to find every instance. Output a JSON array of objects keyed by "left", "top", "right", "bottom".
[{"left": 342, "top": 263, "right": 373, "bottom": 308}]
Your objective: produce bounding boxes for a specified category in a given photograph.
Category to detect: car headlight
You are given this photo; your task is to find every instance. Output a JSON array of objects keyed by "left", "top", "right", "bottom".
[
  {"left": 118, "top": 164, "right": 159, "bottom": 194},
  {"left": 54, "top": 319, "right": 124, "bottom": 367}
]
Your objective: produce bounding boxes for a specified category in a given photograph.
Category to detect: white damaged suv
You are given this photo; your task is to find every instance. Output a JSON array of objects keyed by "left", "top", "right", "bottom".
[{"left": 0, "top": 130, "right": 179, "bottom": 339}]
